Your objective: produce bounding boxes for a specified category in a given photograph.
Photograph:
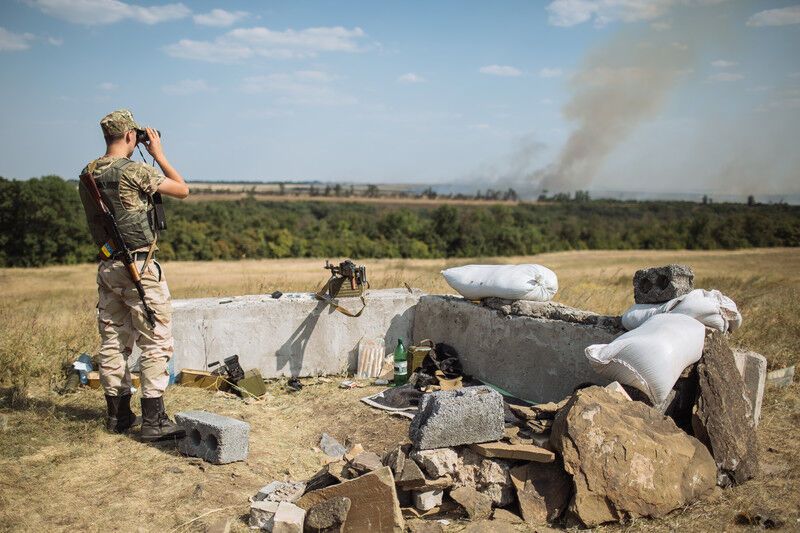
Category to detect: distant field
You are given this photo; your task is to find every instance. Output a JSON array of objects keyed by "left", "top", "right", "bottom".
[{"left": 0, "top": 249, "right": 798, "bottom": 531}]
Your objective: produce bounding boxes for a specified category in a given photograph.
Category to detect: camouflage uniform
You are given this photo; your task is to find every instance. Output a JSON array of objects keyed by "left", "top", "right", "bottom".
[{"left": 81, "top": 110, "right": 172, "bottom": 399}]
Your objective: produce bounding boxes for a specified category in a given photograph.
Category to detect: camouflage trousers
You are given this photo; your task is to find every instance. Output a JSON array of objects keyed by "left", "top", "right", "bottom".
[{"left": 95, "top": 257, "right": 173, "bottom": 398}]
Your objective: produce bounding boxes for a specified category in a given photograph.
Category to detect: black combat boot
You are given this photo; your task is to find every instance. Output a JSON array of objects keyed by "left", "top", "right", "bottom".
[
  {"left": 140, "top": 396, "right": 186, "bottom": 442},
  {"left": 105, "top": 394, "right": 141, "bottom": 433}
]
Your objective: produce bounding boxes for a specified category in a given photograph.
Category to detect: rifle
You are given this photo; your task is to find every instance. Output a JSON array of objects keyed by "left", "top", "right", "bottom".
[{"left": 79, "top": 172, "right": 157, "bottom": 329}]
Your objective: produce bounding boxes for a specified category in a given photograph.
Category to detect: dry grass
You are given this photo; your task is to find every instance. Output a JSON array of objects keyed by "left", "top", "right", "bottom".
[{"left": 0, "top": 249, "right": 798, "bottom": 532}]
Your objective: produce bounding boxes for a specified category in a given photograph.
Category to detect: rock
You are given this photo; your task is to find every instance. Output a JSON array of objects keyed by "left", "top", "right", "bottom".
[
  {"left": 417, "top": 475, "right": 454, "bottom": 491},
  {"left": 633, "top": 264, "right": 694, "bottom": 304},
  {"left": 492, "top": 508, "right": 523, "bottom": 523},
  {"left": 461, "top": 520, "right": 518, "bottom": 533},
  {"left": 409, "top": 386, "right": 504, "bottom": 450},
  {"left": 508, "top": 399, "right": 567, "bottom": 422},
  {"left": 604, "top": 381, "right": 632, "bottom": 401},
  {"left": 405, "top": 520, "right": 444, "bottom": 533},
  {"left": 297, "top": 467, "right": 404, "bottom": 533},
  {"left": 449, "top": 486, "right": 492, "bottom": 521},
  {"left": 693, "top": 331, "right": 759, "bottom": 486},
  {"left": 343, "top": 443, "right": 364, "bottom": 463},
  {"left": 409, "top": 448, "right": 459, "bottom": 478},
  {"left": 255, "top": 481, "right": 307, "bottom": 504},
  {"left": 470, "top": 441, "right": 555, "bottom": 463},
  {"left": 453, "top": 449, "right": 514, "bottom": 507},
  {"left": 305, "top": 461, "right": 349, "bottom": 493},
  {"left": 250, "top": 500, "right": 280, "bottom": 530},
  {"left": 510, "top": 462, "right": 571, "bottom": 525},
  {"left": 348, "top": 452, "right": 383, "bottom": 475},
  {"left": 732, "top": 348, "right": 767, "bottom": 426},
  {"left": 319, "top": 433, "right": 347, "bottom": 458},
  {"left": 273, "top": 502, "right": 305, "bottom": 533},
  {"left": 413, "top": 490, "right": 443, "bottom": 511},
  {"left": 397, "top": 456, "right": 426, "bottom": 489},
  {"left": 383, "top": 444, "right": 409, "bottom": 477},
  {"left": 551, "top": 386, "right": 717, "bottom": 527},
  {"left": 766, "top": 365, "right": 795, "bottom": 388},
  {"left": 304, "top": 496, "right": 351, "bottom": 533}
]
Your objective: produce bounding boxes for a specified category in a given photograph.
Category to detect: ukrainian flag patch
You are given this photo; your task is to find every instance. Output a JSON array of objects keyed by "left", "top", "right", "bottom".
[{"left": 101, "top": 242, "right": 114, "bottom": 257}]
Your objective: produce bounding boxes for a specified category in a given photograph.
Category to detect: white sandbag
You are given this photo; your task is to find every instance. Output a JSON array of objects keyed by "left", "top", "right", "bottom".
[
  {"left": 441, "top": 264, "right": 558, "bottom": 301},
  {"left": 586, "top": 313, "right": 705, "bottom": 404},
  {"left": 621, "top": 289, "right": 742, "bottom": 332}
]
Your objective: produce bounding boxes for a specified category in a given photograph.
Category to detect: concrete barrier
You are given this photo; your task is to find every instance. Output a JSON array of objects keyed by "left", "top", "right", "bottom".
[
  {"left": 170, "top": 289, "right": 421, "bottom": 378},
  {"left": 412, "top": 296, "right": 622, "bottom": 403}
]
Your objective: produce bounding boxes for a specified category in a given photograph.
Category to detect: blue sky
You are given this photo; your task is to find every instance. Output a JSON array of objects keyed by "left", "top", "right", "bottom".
[{"left": 1, "top": 0, "right": 799, "bottom": 195}]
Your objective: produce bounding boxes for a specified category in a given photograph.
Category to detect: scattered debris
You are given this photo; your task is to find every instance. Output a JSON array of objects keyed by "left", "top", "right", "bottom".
[
  {"left": 271, "top": 290, "right": 283, "bottom": 299},
  {"left": 297, "top": 467, "right": 405, "bottom": 533},
  {"left": 338, "top": 380, "right": 363, "bottom": 390},
  {"left": 693, "top": 331, "right": 759, "bottom": 486},
  {"left": 510, "top": 462, "right": 571, "bottom": 525},
  {"left": 254, "top": 481, "right": 307, "bottom": 504},
  {"left": 175, "top": 411, "right": 250, "bottom": 464},
  {"left": 304, "top": 496, "right": 351, "bottom": 532},
  {"left": 766, "top": 365, "right": 795, "bottom": 389},
  {"left": 633, "top": 263, "right": 694, "bottom": 304},
  {"left": 347, "top": 451, "right": 383, "bottom": 475},
  {"left": 319, "top": 433, "right": 347, "bottom": 459},
  {"left": 551, "top": 386, "right": 717, "bottom": 527},
  {"left": 273, "top": 501, "right": 305, "bottom": 533},
  {"left": 250, "top": 500, "right": 280, "bottom": 530},
  {"left": 449, "top": 486, "right": 492, "bottom": 521},
  {"left": 409, "top": 386, "right": 504, "bottom": 450},
  {"left": 287, "top": 377, "right": 304, "bottom": 392}
]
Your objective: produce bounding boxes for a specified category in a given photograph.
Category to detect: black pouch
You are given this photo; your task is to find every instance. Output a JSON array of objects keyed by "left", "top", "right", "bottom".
[{"left": 152, "top": 192, "right": 167, "bottom": 231}]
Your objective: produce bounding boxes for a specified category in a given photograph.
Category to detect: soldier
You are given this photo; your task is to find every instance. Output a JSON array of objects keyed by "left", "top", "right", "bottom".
[{"left": 79, "top": 109, "right": 189, "bottom": 441}]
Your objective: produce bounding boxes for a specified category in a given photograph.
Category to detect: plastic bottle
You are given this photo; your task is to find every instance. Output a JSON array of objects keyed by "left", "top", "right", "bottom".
[
  {"left": 393, "top": 339, "right": 408, "bottom": 386},
  {"left": 76, "top": 353, "right": 94, "bottom": 385}
]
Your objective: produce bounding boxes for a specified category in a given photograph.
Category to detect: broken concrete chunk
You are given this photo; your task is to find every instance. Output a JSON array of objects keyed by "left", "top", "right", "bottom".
[
  {"left": 693, "top": 331, "right": 759, "bottom": 486},
  {"left": 348, "top": 451, "right": 383, "bottom": 475},
  {"left": 470, "top": 441, "right": 555, "bottom": 463},
  {"left": 297, "top": 467, "right": 404, "bottom": 533},
  {"left": 732, "top": 348, "right": 767, "bottom": 426},
  {"left": 273, "top": 501, "right": 305, "bottom": 533},
  {"left": 633, "top": 264, "right": 694, "bottom": 304},
  {"left": 255, "top": 481, "right": 307, "bottom": 504},
  {"left": 551, "top": 386, "right": 716, "bottom": 527},
  {"left": 409, "top": 448, "right": 458, "bottom": 478},
  {"left": 304, "top": 496, "right": 351, "bottom": 533},
  {"left": 250, "top": 500, "right": 280, "bottom": 530},
  {"left": 413, "top": 489, "right": 443, "bottom": 511},
  {"left": 766, "top": 365, "right": 795, "bottom": 389},
  {"left": 510, "top": 462, "right": 571, "bottom": 525},
  {"left": 319, "top": 433, "right": 347, "bottom": 459},
  {"left": 449, "top": 486, "right": 492, "bottom": 521},
  {"left": 409, "top": 386, "right": 504, "bottom": 450}
]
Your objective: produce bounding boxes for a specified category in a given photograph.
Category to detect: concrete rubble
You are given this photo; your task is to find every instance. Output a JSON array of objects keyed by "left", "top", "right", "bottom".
[{"left": 633, "top": 263, "right": 694, "bottom": 304}]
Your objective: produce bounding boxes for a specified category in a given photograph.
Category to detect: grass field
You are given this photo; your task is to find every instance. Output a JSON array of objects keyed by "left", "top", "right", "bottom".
[{"left": 0, "top": 249, "right": 798, "bottom": 532}]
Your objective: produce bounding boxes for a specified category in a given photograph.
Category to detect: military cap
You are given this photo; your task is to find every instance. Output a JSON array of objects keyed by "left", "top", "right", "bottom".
[{"left": 100, "top": 109, "right": 141, "bottom": 137}]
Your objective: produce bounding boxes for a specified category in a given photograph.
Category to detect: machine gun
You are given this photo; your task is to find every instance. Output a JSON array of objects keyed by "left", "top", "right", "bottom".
[
  {"left": 315, "top": 259, "right": 369, "bottom": 317},
  {"left": 207, "top": 354, "right": 246, "bottom": 383}
]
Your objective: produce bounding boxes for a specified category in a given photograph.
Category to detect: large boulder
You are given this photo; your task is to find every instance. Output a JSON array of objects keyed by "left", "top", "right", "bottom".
[
  {"left": 693, "top": 331, "right": 759, "bottom": 486},
  {"left": 551, "top": 386, "right": 716, "bottom": 527}
]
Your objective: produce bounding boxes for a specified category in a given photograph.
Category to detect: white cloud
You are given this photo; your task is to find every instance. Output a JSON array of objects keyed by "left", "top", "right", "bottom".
[
  {"left": 162, "top": 79, "right": 216, "bottom": 95},
  {"left": 0, "top": 27, "right": 35, "bottom": 51},
  {"left": 240, "top": 71, "right": 356, "bottom": 106},
  {"left": 165, "top": 26, "right": 367, "bottom": 63},
  {"left": 98, "top": 81, "right": 117, "bottom": 91},
  {"left": 398, "top": 72, "right": 425, "bottom": 83},
  {"left": 539, "top": 67, "right": 563, "bottom": 78},
  {"left": 546, "top": 0, "right": 727, "bottom": 28},
  {"left": 747, "top": 5, "right": 800, "bottom": 27},
  {"left": 193, "top": 8, "right": 248, "bottom": 27},
  {"left": 711, "top": 59, "right": 737, "bottom": 68},
  {"left": 479, "top": 65, "right": 522, "bottom": 77},
  {"left": 707, "top": 72, "right": 744, "bottom": 82},
  {"left": 28, "top": 0, "right": 190, "bottom": 25}
]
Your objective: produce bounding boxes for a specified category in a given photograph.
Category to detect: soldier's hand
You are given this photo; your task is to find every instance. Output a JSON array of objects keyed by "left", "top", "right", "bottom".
[{"left": 144, "top": 127, "right": 164, "bottom": 159}]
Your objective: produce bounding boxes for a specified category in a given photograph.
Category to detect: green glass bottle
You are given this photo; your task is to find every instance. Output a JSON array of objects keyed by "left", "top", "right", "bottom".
[{"left": 393, "top": 339, "right": 408, "bottom": 386}]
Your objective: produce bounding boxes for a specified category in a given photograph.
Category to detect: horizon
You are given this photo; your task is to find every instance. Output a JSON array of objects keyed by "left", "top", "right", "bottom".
[{"left": 1, "top": 0, "right": 799, "bottom": 195}]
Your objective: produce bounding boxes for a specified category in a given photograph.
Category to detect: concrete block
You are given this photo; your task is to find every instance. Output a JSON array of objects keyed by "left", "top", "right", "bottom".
[
  {"left": 413, "top": 489, "right": 443, "bottom": 511},
  {"left": 273, "top": 502, "right": 305, "bottom": 533},
  {"left": 409, "top": 386, "right": 504, "bottom": 450},
  {"left": 175, "top": 410, "right": 250, "bottom": 464},
  {"left": 163, "top": 289, "right": 421, "bottom": 379},
  {"left": 633, "top": 264, "right": 694, "bottom": 304},
  {"left": 733, "top": 349, "right": 767, "bottom": 426},
  {"left": 412, "top": 296, "right": 621, "bottom": 403}
]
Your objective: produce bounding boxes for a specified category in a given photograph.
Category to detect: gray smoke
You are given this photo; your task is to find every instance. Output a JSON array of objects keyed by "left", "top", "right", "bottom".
[{"left": 533, "top": 31, "right": 692, "bottom": 192}]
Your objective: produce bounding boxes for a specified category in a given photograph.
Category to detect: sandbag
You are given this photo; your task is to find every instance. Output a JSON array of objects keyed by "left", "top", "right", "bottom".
[
  {"left": 621, "top": 289, "right": 742, "bottom": 332},
  {"left": 585, "top": 313, "right": 705, "bottom": 405},
  {"left": 441, "top": 264, "right": 558, "bottom": 301}
]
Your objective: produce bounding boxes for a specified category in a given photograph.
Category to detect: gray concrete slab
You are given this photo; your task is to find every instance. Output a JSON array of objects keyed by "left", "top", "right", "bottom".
[
  {"left": 168, "top": 289, "right": 421, "bottom": 378},
  {"left": 733, "top": 348, "right": 767, "bottom": 427},
  {"left": 412, "top": 296, "right": 622, "bottom": 403}
]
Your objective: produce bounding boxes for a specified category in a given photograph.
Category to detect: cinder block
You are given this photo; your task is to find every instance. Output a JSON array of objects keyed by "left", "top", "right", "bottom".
[
  {"left": 175, "top": 410, "right": 250, "bottom": 464},
  {"left": 733, "top": 349, "right": 767, "bottom": 427},
  {"left": 409, "top": 386, "right": 504, "bottom": 450},
  {"left": 633, "top": 264, "right": 694, "bottom": 304}
]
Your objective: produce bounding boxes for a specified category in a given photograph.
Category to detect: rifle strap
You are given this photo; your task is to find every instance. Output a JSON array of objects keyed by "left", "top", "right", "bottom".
[{"left": 314, "top": 277, "right": 367, "bottom": 318}]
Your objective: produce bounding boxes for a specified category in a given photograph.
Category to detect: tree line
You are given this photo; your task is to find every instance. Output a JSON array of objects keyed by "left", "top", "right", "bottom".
[{"left": 1, "top": 175, "right": 798, "bottom": 267}]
